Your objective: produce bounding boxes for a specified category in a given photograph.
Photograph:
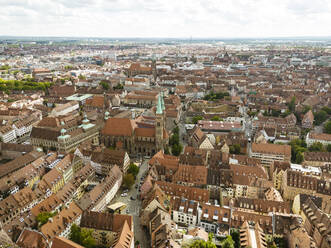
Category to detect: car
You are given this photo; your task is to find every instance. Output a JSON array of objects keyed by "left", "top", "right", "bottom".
[
  {"left": 123, "top": 189, "right": 129, "bottom": 193},
  {"left": 135, "top": 185, "right": 138, "bottom": 189},
  {"left": 130, "top": 196, "right": 135, "bottom": 200},
  {"left": 121, "top": 193, "right": 128, "bottom": 197},
  {"left": 126, "top": 209, "right": 129, "bottom": 214}
]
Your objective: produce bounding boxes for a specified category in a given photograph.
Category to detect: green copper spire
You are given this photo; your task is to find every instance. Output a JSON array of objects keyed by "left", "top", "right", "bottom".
[
  {"left": 156, "top": 94, "right": 163, "bottom": 114},
  {"left": 161, "top": 91, "right": 165, "bottom": 111}
]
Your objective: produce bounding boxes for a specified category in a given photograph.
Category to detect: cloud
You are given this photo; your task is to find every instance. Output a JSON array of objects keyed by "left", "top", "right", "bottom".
[{"left": 0, "top": 0, "right": 330, "bottom": 38}]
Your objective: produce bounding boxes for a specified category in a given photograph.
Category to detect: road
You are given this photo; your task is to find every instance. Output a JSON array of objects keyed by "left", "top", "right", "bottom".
[{"left": 109, "top": 159, "right": 150, "bottom": 248}]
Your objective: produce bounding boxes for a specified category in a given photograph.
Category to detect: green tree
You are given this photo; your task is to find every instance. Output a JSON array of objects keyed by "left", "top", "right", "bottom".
[
  {"left": 127, "top": 163, "right": 139, "bottom": 178},
  {"left": 230, "top": 229, "right": 241, "bottom": 248},
  {"left": 308, "top": 142, "right": 324, "bottom": 152},
  {"left": 303, "top": 105, "right": 312, "bottom": 114},
  {"left": 36, "top": 211, "right": 57, "bottom": 226},
  {"left": 211, "top": 116, "right": 222, "bottom": 121},
  {"left": 192, "top": 115, "right": 204, "bottom": 124},
  {"left": 171, "top": 143, "right": 183, "bottom": 156},
  {"left": 222, "top": 236, "right": 235, "bottom": 248},
  {"left": 288, "top": 96, "right": 296, "bottom": 113},
  {"left": 69, "top": 224, "right": 96, "bottom": 248},
  {"left": 324, "top": 120, "right": 331, "bottom": 134},
  {"left": 289, "top": 139, "right": 307, "bottom": 163},
  {"left": 164, "top": 146, "right": 170, "bottom": 154},
  {"left": 321, "top": 106, "right": 331, "bottom": 115},
  {"left": 188, "top": 239, "right": 217, "bottom": 248},
  {"left": 295, "top": 152, "right": 304, "bottom": 164},
  {"left": 314, "top": 110, "right": 328, "bottom": 125},
  {"left": 100, "top": 81, "right": 110, "bottom": 90},
  {"left": 113, "top": 83, "right": 124, "bottom": 90},
  {"left": 229, "top": 144, "right": 241, "bottom": 154},
  {"left": 123, "top": 174, "right": 135, "bottom": 189},
  {"left": 69, "top": 224, "right": 82, "bottom": 244}
]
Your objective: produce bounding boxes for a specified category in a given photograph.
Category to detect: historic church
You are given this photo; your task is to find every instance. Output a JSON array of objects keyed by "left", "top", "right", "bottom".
[{"left": 101, "top": 93, "right": 169, "bottom": 156}]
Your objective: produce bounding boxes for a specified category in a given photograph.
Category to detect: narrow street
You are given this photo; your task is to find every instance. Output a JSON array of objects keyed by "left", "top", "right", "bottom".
[{"left": 109, "top": 159, "right": 150, "bottom": 248}]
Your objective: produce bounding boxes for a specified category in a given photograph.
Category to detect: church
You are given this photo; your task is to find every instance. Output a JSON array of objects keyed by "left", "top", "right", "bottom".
[{"left": 101, "top": 93, "right": 169, "bottom": 157}]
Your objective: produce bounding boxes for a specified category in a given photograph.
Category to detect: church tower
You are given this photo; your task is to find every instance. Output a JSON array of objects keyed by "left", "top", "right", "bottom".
[{"left": 155, "top": 93, "right": 164, "bottom": 151}]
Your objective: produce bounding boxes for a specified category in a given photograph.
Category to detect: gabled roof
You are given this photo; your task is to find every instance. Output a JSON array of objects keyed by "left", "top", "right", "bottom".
[{"left": 102, "top": 118, "right": 136, "bottom": 136}]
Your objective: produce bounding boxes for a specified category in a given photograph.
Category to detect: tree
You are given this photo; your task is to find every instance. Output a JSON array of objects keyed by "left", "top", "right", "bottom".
[
  {"left": 303, "top": 105, "right": 312, "bottom": 114},
  {"left": 69, "top": 224, "right": 82, "bottom": 244},
  {"left": 230, "top": 229, "right": 241, "bottom": 248},
  {"left": 321, "top": 106, "right": 331, "bottom": 115},
  {"left": 188, "top": 239, "right": 217, "bottom": 248},
  {"left": 308, "top": 142, "right": 324, "bottom": 152},
  {"left": 211, "top": 116, "right": 222, "bottom": 121},
  {"left": 192, "top": 116, "right": 203, "bottom": 124},
  {"left": 289, "top": 139, "right": 307, "bottom": 163},
  {"left": 100, "top": 81, "right": 110, "bottom": 90},
  {"left": 222, "top": 236, "right": 235, "bottom": 248},
  {"left": 288, "top": 96, "right": 296, "bottom": 113},
  {"left": 69, "top": 224, "right": 96, "bottom": 248},
  {"left": 314, "top": 110, "right": 328, "bottom": 125},
  {"left": 327, "top": 144, "right": 331, "bottom": 152},
  {"left": 164, "top": 146, "right": 170, "bottom": 154},
  {"left": 324, "top": 120, "right": 331, "bottom": 134},
  {"left": 36, "top": 211, "right": 57, "bottom": 226},
  {"left": 127, "top": 163, "right": 139, "bottom": 178},
  {"left": 295, "top": 152, "right": 304, "bottom": 164},
  {"left": 123, "top": 174, "right": 135, "bottom": 189},
  {"left": 229, "top": 144, "right": 241, "bottom": 154},
  {"left": 171, "top": 143, "right": 183, "bottom": 156}
]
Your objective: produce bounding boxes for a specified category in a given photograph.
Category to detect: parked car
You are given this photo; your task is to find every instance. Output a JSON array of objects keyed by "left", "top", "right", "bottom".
[
  {"left": 121, "top": 193, "right": 128, "bottom": 197},
  {"left": 130, "top": 196, "right": 135, "bottom": 200}
]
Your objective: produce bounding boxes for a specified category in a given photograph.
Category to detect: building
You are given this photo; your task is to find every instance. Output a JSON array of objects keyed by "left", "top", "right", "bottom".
[
  {"left": 41, "top": 201, "right": 82, "bottom": 241},
  {"left": 50, "top": 101, "right": 79, "bottom": 117},
  {"left": 87, "top": 148, "right": 130, "bottom": 174},
  {"left": 306, "top": 132, "right": 331, "bottom": 146},
  {"left": 51, "top": 236, "right": 85, "bottom": 248},
  {"left": 0, "top": 124, "right": 16, "bottom": 143},
  {"left": 251, "top": 143, "right": 291, "bottom": 167},
  {"left": 239, "top": 221, "right": 267, "bottom": 248},
  {"left": 303, "top": 152, "right": 331, "bottom": 167},
  {"left": 199, "top": 203, "right": 231, "bottom": 236},
  {"left": 282, "top": 169, "right": 317, "bottom": 201},
  {"left": 301, "top": 197, "right": 331, "bottom": 248},
  {"left": 302, "top": 110, "right": 314, "bottom": 129},
  {"left": 171, "top": 197, "right": 199, "bottom": 227},
  {"left": 197, "top": 120, "right": 244, "bottom": 133},
  {"left": 101, "top": 94, "right": 168, "bottom": 156},
  {"left": 80, "top": 211, "right": 134, "bottom": 248},
  {"left": 31, "top": 115, "right": 100, "bottom": 153}
]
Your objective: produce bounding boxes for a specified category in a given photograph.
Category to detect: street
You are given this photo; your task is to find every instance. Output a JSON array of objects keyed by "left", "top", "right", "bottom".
[{"left": 109, "top": 159, "right": 150, "bottom": 248}]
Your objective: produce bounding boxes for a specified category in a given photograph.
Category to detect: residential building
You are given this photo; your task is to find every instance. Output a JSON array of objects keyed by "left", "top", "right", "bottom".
[
  {"left": 302, "top": 110, "right": 314, "bottom": 129},
  {"left": 251, "top": 143, "right": 291, "bottom": 167},
  {"left": 170, "top": 197, "right": 199, "bottom": 227},
  {"left": 80, "top": 211, "right": 134, "bottom": 248},
  {"left": 239, "top": 221, "right": 267, "bottom": 248},
  {"left": 306, "top": 132, "right": 331, "bottom": 146}
]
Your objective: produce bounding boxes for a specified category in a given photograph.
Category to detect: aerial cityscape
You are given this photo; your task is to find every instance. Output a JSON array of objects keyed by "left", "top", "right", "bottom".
[{"left": 0, "top": 1, "right": 331, "bottom": 248}]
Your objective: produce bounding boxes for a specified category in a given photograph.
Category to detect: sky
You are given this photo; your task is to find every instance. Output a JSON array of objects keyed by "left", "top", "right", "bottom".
[{"left": 0, "top": 0, "right": 330, "bottom": 38}]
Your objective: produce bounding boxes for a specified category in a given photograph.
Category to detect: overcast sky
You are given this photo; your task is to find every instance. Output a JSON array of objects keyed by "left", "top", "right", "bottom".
[{"left": 0, "top": 0, "right": 330, "bottom": 38}]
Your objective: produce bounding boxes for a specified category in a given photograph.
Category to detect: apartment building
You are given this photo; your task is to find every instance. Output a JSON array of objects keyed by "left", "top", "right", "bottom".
[
  {"left": 171, "top": 197, "right": 199, "bottom": 227},
  {"left": 251, "top": 143, "right": 291, "bottom": 167}
]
